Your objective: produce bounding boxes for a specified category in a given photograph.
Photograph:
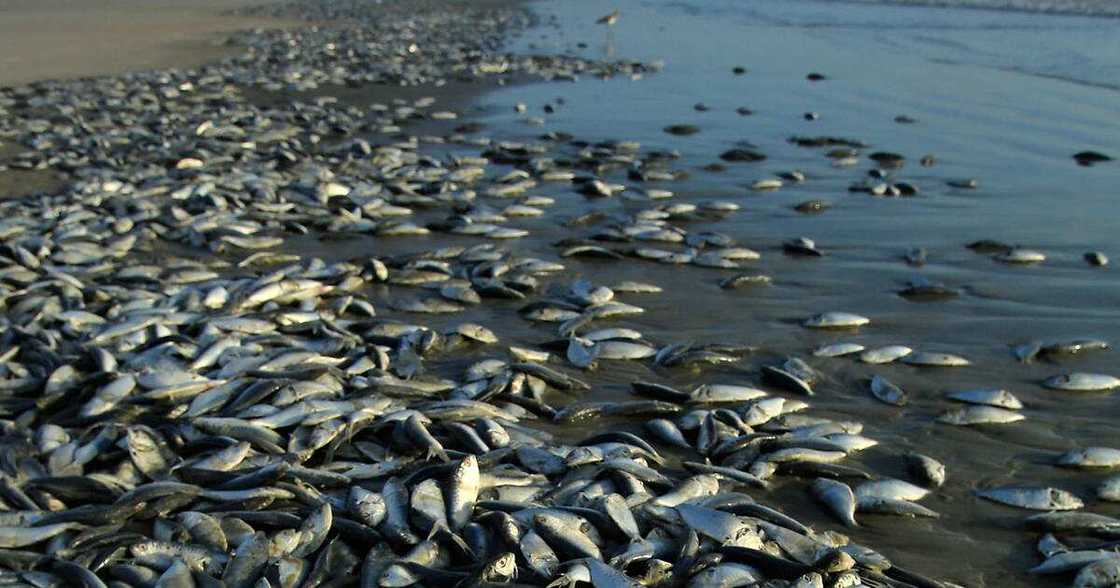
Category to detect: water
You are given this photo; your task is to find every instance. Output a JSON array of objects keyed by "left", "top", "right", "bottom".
[{"left": 445, "top": 0, "right": 1120, "bottom": 584}]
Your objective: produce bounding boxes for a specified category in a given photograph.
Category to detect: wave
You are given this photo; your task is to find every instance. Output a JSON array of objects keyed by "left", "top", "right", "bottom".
[{"left": 821, "top": 0, "right": 1120, "bottom": 17}]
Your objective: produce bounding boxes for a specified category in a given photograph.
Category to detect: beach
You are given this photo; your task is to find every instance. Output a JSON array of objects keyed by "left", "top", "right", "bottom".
[
  {"left": 0, "top": 0, "right": 1118, "bottom": 586},
  {"left": 0, "top": 0, "right": 297, "bottom": 87}
]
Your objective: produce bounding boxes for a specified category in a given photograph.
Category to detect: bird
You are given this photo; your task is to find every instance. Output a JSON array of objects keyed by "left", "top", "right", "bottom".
[{"left": 596, "top": 9, "right": 620, "bottom": 26}]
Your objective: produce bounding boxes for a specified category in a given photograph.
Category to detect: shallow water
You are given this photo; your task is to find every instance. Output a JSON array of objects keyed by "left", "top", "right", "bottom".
[{"left": 430, "top": 0, "right": 1120, "bottom": 584}]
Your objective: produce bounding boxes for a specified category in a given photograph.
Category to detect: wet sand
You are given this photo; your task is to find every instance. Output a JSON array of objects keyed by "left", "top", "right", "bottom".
[
  {"left": 0, "top": 0, "right": 1117, "bottom": 585},
  {"left": 471, "top": 0, "right": 1120, "bottom": 584},
  {"left": 0, "top": 0, "right": 297, "bottom": 88}
]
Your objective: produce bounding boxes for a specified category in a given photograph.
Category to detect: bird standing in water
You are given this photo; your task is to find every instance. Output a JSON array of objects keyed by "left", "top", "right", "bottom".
[
  {"left": 596, "top": 9, "right": 620, "bottom": 26},
  {"left": 596, "top": 9, "right": 620, "bottom": 57}
]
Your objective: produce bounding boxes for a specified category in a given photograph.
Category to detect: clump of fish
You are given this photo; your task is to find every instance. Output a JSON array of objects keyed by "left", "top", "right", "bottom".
[{"left": 0, "top": 0, "right": 1114, "bottom": 585}]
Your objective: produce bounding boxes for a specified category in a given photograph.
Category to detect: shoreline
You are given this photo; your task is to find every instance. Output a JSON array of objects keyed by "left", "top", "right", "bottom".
[
  {"left": 0, "top": 0, "right": 1114, "bottom": 586},
  {"left": 0, "top": 0, "right": 533, "bottom": 199}
]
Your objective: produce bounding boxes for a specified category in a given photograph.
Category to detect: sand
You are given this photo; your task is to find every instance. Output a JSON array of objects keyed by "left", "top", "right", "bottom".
[{"left": 0, "top": 0, "right": 298, "bottom": 88}]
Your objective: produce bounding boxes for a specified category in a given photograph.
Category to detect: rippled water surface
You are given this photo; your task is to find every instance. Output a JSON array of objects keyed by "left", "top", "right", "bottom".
[{"left": 435, "top": 0, "right": 1120, "bottom": 584}]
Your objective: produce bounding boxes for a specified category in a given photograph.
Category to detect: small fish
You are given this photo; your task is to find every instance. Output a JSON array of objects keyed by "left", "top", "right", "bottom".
[
  {"left": 938, "top": 406, "right": 1024, "bottom": 426},
  {"left": 1044, "top": 373, "right": 1120, "bottom": 392},
  {"left": 946, "top": 388, "right": 1023, "bottom": 410},
  {"left": 1057, "top": 447, "right": 1120, "bottom": 468},
  {"left": 812, "top": 478, "right": 859, "bottom": 527},
  {"left": 1030, "top": 550, "right": 1120, "bottom": 575},
  {"left": 813, "top": 343, "right": 865, "bottom": 358},
  {"left": 803, "top": 312, "right": 869, "bottom": 329},
  {"left": 906, "top": 454, "right": 947, "bottom": 487},
  {"left": 977, "top": 487, "right": 1084, "bottom": 511},
  {"left": 856, "top": 479, "right": 930, "bottom": 503},
  {"left": 869, "top": 375, "right": 908, "bottom": 407},
  {"left": 1074, "top": 557, "right": 1120, "bottom": 588},
  {"left": 447, "top": 455, "right": 480, "bottom": 530},
  {"left": 901, "top": 351, "right": 970, "bottom": 367},
  {"left": 856, "top": 497, "right": 941, "bottom": 518},
  {"left": 860, "top": 345, "right": 912, "bottom": 364}
]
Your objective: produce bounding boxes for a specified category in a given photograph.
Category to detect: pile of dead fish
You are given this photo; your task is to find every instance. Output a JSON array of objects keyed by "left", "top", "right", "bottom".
[
  {"left": 0, "top": 0, "right": 1115, "bottom": 586},
  {"left": 0, "top": 179, "right": 960, "bottom": 588},
  {"left": 0, "top": 2, "right": 944, "bottom": 587}
]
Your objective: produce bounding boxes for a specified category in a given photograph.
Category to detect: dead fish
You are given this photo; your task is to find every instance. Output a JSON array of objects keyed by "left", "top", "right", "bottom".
[
  {"left": 1085, "top": 252, "right": 1109, "bottom": 267},
  {"left": 1014, "top": 341, "right": 1043, "bottom": 363},
  {"left": 1099, "top": 476, "right": 1120, "bottom": 501},
  {"left": 761, "top": 365, "right": 813, "bottom": 395},
  {"left": 901, "top": 351, "right": 970, "bottom": 367},
  {"left": 645, "top": 419, "right": 691, "bottom": 448},
  {"left": 811, "top": 478, "right": 858, "bottom": 527},
  {"left": 223, "top": 531, "right": 270, "bottom": 587},
  {"left": 447, "top": 455, "right": 480, "bottom": 530},
  {"left": 898, "top": 277, "right": 958, "bottom": 300},
  {"left": 520, "top": 529, "right": 560, "bottom": 578},
  {"left": 784, "top": 237, "right": 823, "bottom": 257},
  {"left": 813, "top": 343, "right": 864, "bottom": 358},
  {"left": 586, "top": 557, "right": 642, "bottom": 587},
  {"left": 869, "top": 375, "right": 908, "bottom": 407},
  {"left": 1030, "top": 550, "right": 1120, "bottom": 575},
  {"left": 1041, "top": 338, "right": 1110, "bottom": 357},
  {"left": 533, "top": 512, "right": 601, "bottom": 560},
  {"left": 1074, "top": 557, "right": 1120, "bottom": 587},
  {"left": 856, "top": 497, "right": 941, "bottom": 518},
  {"left": 675, "top": 503, "right": 763, "bottom": 548},
  {"left": 1057, "top": 447, "right": 1120, "bottom": 468},
  {"left": 1044, "top": 373, "right": 1120, "bottom": 392},
  {"left": 906, "top": 454, "right": 947, "bottom": 487},
  {"left": 856, "top": 479, "right": 929, "bottom": 503},
  {"left": 860, "top": 345, "right": 912, "bottom": 364},
  {"left": 794, "top": 199, "right": 829, "bottom": 214},
  {"left": 1026, "top": 512, "right": 1120, "bottom": 535},
  {"left": 996, "top": 249, "right": 1045, "bottom": 264},
  {"left": 653, "top": 475, "right": 721, "bottom": 507},
  {"left": 977, "top": 487, "right": 1084, "bottom": 511},
  {"left": 937, "top": 406, "right": 1024, "bottom": 426},
  {"left": 0, "top": 523, "right": 84, "bottom": 548},
  {"left": 946, "top": 388, "right": 1023, "bottom": 410},
  {"left": 1036, "top": 533, "right": 1070, "bottom": 559},
  {"left": 804, "top": 312, "right": 869, "bottom": 329},
  {"left": 720, "top": 273, "right": 773, "bottom": 289}
]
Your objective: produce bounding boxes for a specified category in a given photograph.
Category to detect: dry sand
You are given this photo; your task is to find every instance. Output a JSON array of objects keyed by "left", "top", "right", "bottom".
[{"left": 0, "top": 0, "right": 297, "bottom": 88}]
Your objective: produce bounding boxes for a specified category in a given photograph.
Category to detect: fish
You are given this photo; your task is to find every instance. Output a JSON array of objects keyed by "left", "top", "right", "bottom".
[
  {"left": 812, "top": 343, "right": 865, "bottom": 358},
  {"left": 811, "top": 478, "right": 859, "bottom": 527},
  {"left": 906, "top": 454, "right": 947, "bottom": 487},
  {"left": 1074, "top": 558, "right": 1120, "bottom": 588},
  {"left": 856, "top": 479, "right": 930, "bottom": 503},
  {"left": 860, "top": 346, "right": 912, "bottom": 364},
  {"left": 901, "top": 351, "right": 970, "bottom": 367},
  {"left": 1044, "top": 373, "right": 1120, "bottom": 392},
  {"left": 938, "top": 406, "right": 1024, "bottom": 426},
  {"left": 977, "top": 487, "right": 1084, "bottom": 511},
  {"left": 803, "top": 312, "right": 869, "bottom": 329},
  {"left": 946, "top": 388, "right": 1023, "bottom": 410},
  {"left": 447, "top": 455, "right": 480, "bottom": 530},
  {"left": 1030, "top": 550, "right": 1120, "bottom": 575},
  {"left": 1058, "top": 447, "right": 1120, "bottom": 468},
  {"left": 869, "top": 375, "right": 908, "bottom": 407}
]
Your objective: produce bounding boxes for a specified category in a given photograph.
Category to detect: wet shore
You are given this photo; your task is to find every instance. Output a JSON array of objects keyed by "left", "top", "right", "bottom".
[{"left": 0, "top": 0, "right": 1117, "bottom": 586}]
